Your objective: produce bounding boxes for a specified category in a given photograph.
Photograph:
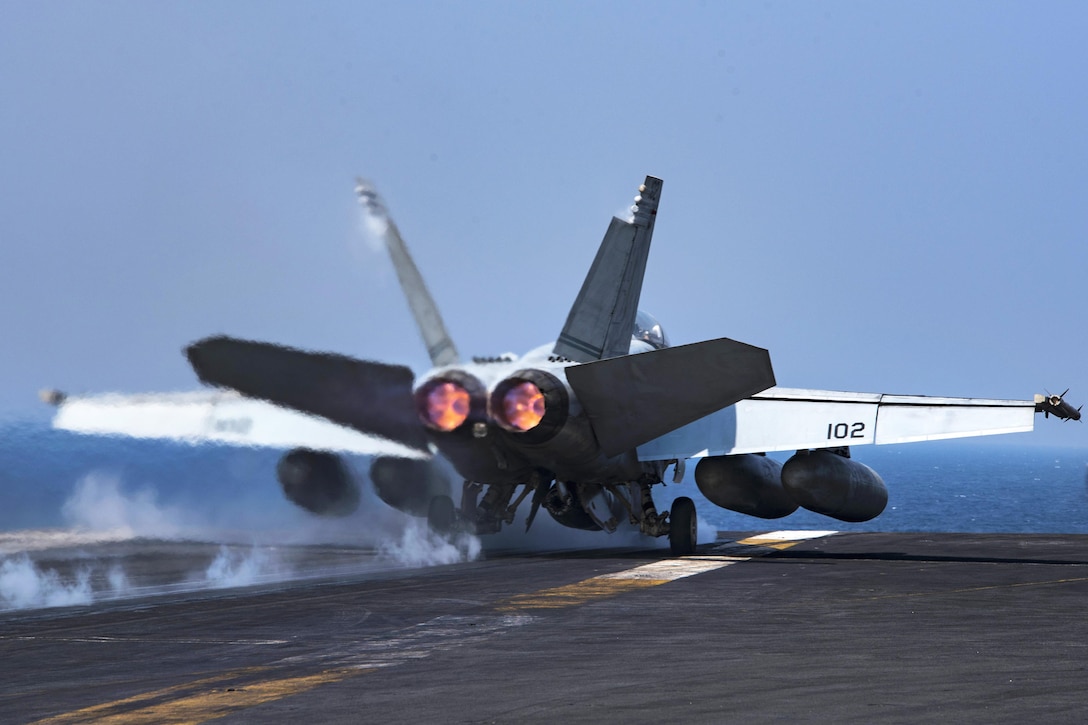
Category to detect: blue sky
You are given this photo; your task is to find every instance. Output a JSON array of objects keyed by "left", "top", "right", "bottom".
[{"left": 2, "top": 2, "right": 1085, "bottom": 447}]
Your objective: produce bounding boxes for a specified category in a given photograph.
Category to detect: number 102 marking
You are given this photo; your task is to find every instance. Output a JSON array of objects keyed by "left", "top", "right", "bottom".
[{"left": 827, "top": 422, "right": 865, "bottom": 439}]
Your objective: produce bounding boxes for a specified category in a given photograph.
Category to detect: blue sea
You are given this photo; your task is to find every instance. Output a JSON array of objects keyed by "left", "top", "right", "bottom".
[{"left": 3, "top": 420, "right": 1086, "bottom": 536}]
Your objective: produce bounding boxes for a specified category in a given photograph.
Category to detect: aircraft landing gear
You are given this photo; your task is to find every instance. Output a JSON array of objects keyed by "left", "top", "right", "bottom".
[
  {"left": 668, "top": 496, "right": 697, "bottom": 556},
  {"left": 635, "top": 482, "right": 670, "bottom": 537},
  {"left": 431, "top": 482, "right": 524, "bottom": 536}
]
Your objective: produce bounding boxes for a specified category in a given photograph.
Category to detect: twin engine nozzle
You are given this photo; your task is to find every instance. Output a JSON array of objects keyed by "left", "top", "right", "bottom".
[{"left": 415, "top": 369, "right": 569, "bottom": 439}]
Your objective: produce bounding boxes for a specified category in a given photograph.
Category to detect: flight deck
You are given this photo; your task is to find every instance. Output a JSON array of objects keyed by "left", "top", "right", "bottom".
[{"left": 3, "top": 531, "right": 1086, "bottom": 723}]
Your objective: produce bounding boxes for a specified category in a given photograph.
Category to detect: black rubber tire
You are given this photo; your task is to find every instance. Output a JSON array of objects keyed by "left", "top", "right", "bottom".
[
  {"left": 427, "top": 494, "right": 456, "bottom": 535},
  {"left": 669, "top": 496, "right": 697, "bottom": 556}
]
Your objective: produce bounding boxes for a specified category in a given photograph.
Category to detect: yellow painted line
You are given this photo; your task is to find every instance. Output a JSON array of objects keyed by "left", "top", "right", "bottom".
[
  {"left": 498, "top": 529, "right": 839, "bottom": 605},
  {"left": 735, "top": 540, "right": 798, "bottom": 551},
  {"left": 499, "top": 531, "right": 839, "bottom": 612},
  {"left": 498, "top": 556, "right": 746, "bottom": 611},
  {"left": 498, "top": 577, "right": 665, "bottom": 610},
  {"left": 32, "top": 667, "right": 375, "bottom": 725},
  {"left": 31, "top": 668, "right": 271, "bottom": 724}
]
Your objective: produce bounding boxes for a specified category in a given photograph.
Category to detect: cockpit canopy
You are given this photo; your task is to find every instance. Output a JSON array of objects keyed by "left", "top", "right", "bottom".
[{"left": 633, "top": 310, "right": 670, "bottom": 350}]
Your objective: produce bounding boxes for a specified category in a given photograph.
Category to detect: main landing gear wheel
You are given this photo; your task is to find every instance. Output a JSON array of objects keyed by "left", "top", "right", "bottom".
[
  {"left": 427, "top": 494, "right": 455, "bottom": 535},
  {"left": 669, "top": 496, "right": 697, "bottom": 556}
]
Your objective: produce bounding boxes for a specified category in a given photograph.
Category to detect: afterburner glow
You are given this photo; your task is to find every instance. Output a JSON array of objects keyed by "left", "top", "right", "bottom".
[
  {"left": 423, "top": 381, "right": 471, "bottom": 431},
  {"left": 502, "top": 381, "right": 546, "bottom": 431}
]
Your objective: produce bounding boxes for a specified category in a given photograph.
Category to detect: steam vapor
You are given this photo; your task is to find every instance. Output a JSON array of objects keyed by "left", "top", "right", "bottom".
[
  {"left": 378, "top": 519, "right": 481, "bottom": 567},
  {"left": 0, "top": 469, "right": 486, "bottom": 611},
  {"left": 0, "top": 556, "right": 93, "bottom": 609}
]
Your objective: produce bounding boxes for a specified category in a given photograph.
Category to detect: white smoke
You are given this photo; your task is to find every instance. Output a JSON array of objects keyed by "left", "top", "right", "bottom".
[
  {"left": 61, "top": 473, "right": 187, "bottom": 539},
  {"left": 201, "top": 546, "right": 285, "bottom": 589},
  {"left": 698, "top": 515, "right": 717, "bottom": 545},
  {"left": 0, "top": 546, "right": 288, "bottom": 611},
  {"left": 0, "top": 556, "right": 93, "bottom": 609},
  {"left": 378, "top": 519, "right": 481, "bottom": 567},
  {"left": 106, "top": 564, "right": 130, "bottom": 596}
]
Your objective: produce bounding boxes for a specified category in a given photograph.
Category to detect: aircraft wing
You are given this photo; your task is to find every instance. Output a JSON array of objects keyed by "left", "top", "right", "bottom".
[
  {"left": 636, "top": 387, "right": 1037, "bottom": 461},
  {"left": 45, "top": 390, "right": 425, "bottom": 458}
]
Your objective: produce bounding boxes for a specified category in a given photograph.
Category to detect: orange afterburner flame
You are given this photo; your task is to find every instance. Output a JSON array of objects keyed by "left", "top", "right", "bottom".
[
  {"left": 502, "top": 381, "right": 546, "bottom": 431},
  {"left": 423, "top": 381, "right": 471, "bottom": 431}
]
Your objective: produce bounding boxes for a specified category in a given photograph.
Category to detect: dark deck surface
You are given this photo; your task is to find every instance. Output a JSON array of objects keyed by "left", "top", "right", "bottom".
[{"left": 3, "top": 531, "right": 1087, "bottom": 724}]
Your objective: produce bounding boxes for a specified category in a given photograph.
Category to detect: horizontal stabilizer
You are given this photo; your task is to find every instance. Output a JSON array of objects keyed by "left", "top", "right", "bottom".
[
  {"left": 187, "top": 336, "right": 429, "bottom": 451},
  {"left": 637, "top": 388, "right": 1037, "bottom": 460},
  {"left": 565, "top": 337, "right": 775, "bottom": 457}
]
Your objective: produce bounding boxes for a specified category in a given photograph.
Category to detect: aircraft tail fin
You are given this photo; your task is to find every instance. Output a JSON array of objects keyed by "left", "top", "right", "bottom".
[
  {"left": 566, "top": 336, "right": 775, "bottom": 458},
  {"left": 355, "top": 179, "right": 460, "bottom": 367},
  {"left": 552, "top": 176, "right": 662, "bottom": 363}
]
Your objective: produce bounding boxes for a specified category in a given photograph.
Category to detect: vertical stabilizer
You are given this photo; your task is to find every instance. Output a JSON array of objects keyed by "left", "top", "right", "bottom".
[
  {"left": 355, "top": 179, "right": 460, "bottom": 367},
  {"left": 552, "top": 176, "right": 662, "bottom": 362}
]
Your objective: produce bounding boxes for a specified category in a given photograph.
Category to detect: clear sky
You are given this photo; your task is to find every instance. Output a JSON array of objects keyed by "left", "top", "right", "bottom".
[{"left": 2, "top": 2, "right": 1085, "bottom": 447}]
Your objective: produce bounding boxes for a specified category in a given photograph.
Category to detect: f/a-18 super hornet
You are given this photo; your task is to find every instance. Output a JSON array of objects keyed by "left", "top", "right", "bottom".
[
  {"left": 47, "top": 176, "right": 1079, "bottom": 554},
  {"left": 168, "top": 176, "right": 1088, "bottom": 553}
]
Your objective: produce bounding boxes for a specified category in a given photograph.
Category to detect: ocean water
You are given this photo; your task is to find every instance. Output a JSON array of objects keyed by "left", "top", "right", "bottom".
[{"left": 2, "top": 420, "right": 1085, "bottom": 537}]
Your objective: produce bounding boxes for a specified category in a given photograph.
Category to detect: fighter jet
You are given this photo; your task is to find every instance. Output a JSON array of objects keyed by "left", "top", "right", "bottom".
[{"left": 47, "top": 175, "right": 1079, "bottom": 554}]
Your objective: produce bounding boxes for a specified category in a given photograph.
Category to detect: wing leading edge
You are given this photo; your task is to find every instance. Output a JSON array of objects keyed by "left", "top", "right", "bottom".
[{"left": 636, "top": 387, "right": 1037, "bottom": 461}]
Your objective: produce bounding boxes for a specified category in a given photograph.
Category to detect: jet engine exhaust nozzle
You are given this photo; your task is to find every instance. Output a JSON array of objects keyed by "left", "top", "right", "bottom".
[
  {"left": 490, "top": 369, "right": 569, "bottom": 442},
  {"left": 499, "top": 381, "right": 545, "bottom": 431},
  {"left": 415, "top": 372, "right": 486, "bottom": 432}
]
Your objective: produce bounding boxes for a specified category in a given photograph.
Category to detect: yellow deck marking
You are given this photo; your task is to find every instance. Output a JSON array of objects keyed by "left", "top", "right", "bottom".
[
  {"left": 33, "top": 667, "right": 375, "bottom": 725},
  {"left": 498, "top": 556, "right": 748, "bottom": 610},
  {"left": 31, "top": 668, "right": 271, "bottom": 724},
  {"left": 498, "top": 577, "right": 665, "bottom": 610},
  {"left": 37, "top": 530, "right": 842, "bottom": 721},
  {"left": 500, "top": 531, "right": 839, "bottom": 611}
]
